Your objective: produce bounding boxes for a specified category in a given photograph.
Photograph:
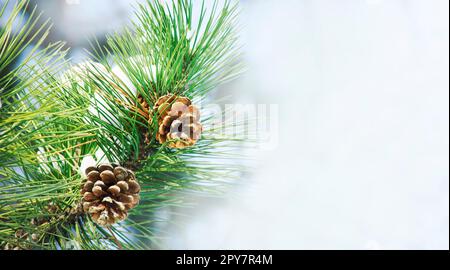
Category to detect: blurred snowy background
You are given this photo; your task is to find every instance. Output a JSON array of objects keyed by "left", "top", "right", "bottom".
[{"left": 1, "top": 0, "right": 448, "bottom": 249}]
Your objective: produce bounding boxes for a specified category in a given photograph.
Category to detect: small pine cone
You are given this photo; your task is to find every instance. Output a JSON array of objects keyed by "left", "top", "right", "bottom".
[
  {"left": 137, "top": 94, "right": 150, "bottom": 119},
  {"left": 15, "top": 229, "right": 28, "bottom": 240},
  {"left": 46, "top": 202, "right": 59, "bottom": 214},
  {"left": 152, "top": 94, "right": 203, "bottom": 148},
  {"left": 3, "top": 243, "right": 21, "bottom": 250},
  {"left": 1, "top": 230, "right": 30, "bottom": 250},
  {"left": 136, "top": 94, "right": 151, "bottom": 144},
  {"left": 81, "top": 163, "right": 141, "bottom": 226}
]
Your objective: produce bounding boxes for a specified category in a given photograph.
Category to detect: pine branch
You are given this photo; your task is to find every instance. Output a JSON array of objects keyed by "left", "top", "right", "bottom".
[{"left": 0, "top": 0, "right": 248, "bottom": 250}]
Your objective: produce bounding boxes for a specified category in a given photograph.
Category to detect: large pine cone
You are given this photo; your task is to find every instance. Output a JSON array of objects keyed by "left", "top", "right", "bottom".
[
  {"left": 81, "top": 164, "right": 140, "bottom": 226},
  {"left": 152, "top": 94, "right": 203, "bottom": 148}
]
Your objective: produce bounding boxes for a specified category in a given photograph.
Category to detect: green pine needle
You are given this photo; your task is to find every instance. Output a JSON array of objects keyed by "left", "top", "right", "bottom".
[{"left": 0, "top": 0, "right": 248, "bottom": 250}]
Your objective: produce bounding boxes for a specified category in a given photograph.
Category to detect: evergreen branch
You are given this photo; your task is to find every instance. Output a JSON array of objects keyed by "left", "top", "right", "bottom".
[{"left": 0, "top": 0, "right": 248, "bottom": 250}]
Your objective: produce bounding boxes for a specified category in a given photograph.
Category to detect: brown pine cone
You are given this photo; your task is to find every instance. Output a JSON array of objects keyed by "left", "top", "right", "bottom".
[
  {"left": 137, "top": 94, "right": 150, "bottom": 119},
  {"left": 81, "top": 164, "right": 141, "bottom": 226},
  {"left": 152, "top": 94, "right": 203, "bottom": 148}
]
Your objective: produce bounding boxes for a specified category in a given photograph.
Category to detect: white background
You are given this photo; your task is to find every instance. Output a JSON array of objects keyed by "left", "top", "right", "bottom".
[{"left": 162, "top": 0, "right": 449, "bottom": 250}]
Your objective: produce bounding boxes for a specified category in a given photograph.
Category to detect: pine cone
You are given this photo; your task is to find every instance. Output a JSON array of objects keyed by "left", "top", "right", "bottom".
[
  {"left": 152, "top": 94, "right": 203, "bottom": 148},
  {"left": 2, "top": 230, "right": 30, "bottom": 250},
  {"left": 137, "top": 94, "right": 150, "bottom": 120},
  {"left": 81, "top": 164, "right": 141, "bottom": 226}
]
